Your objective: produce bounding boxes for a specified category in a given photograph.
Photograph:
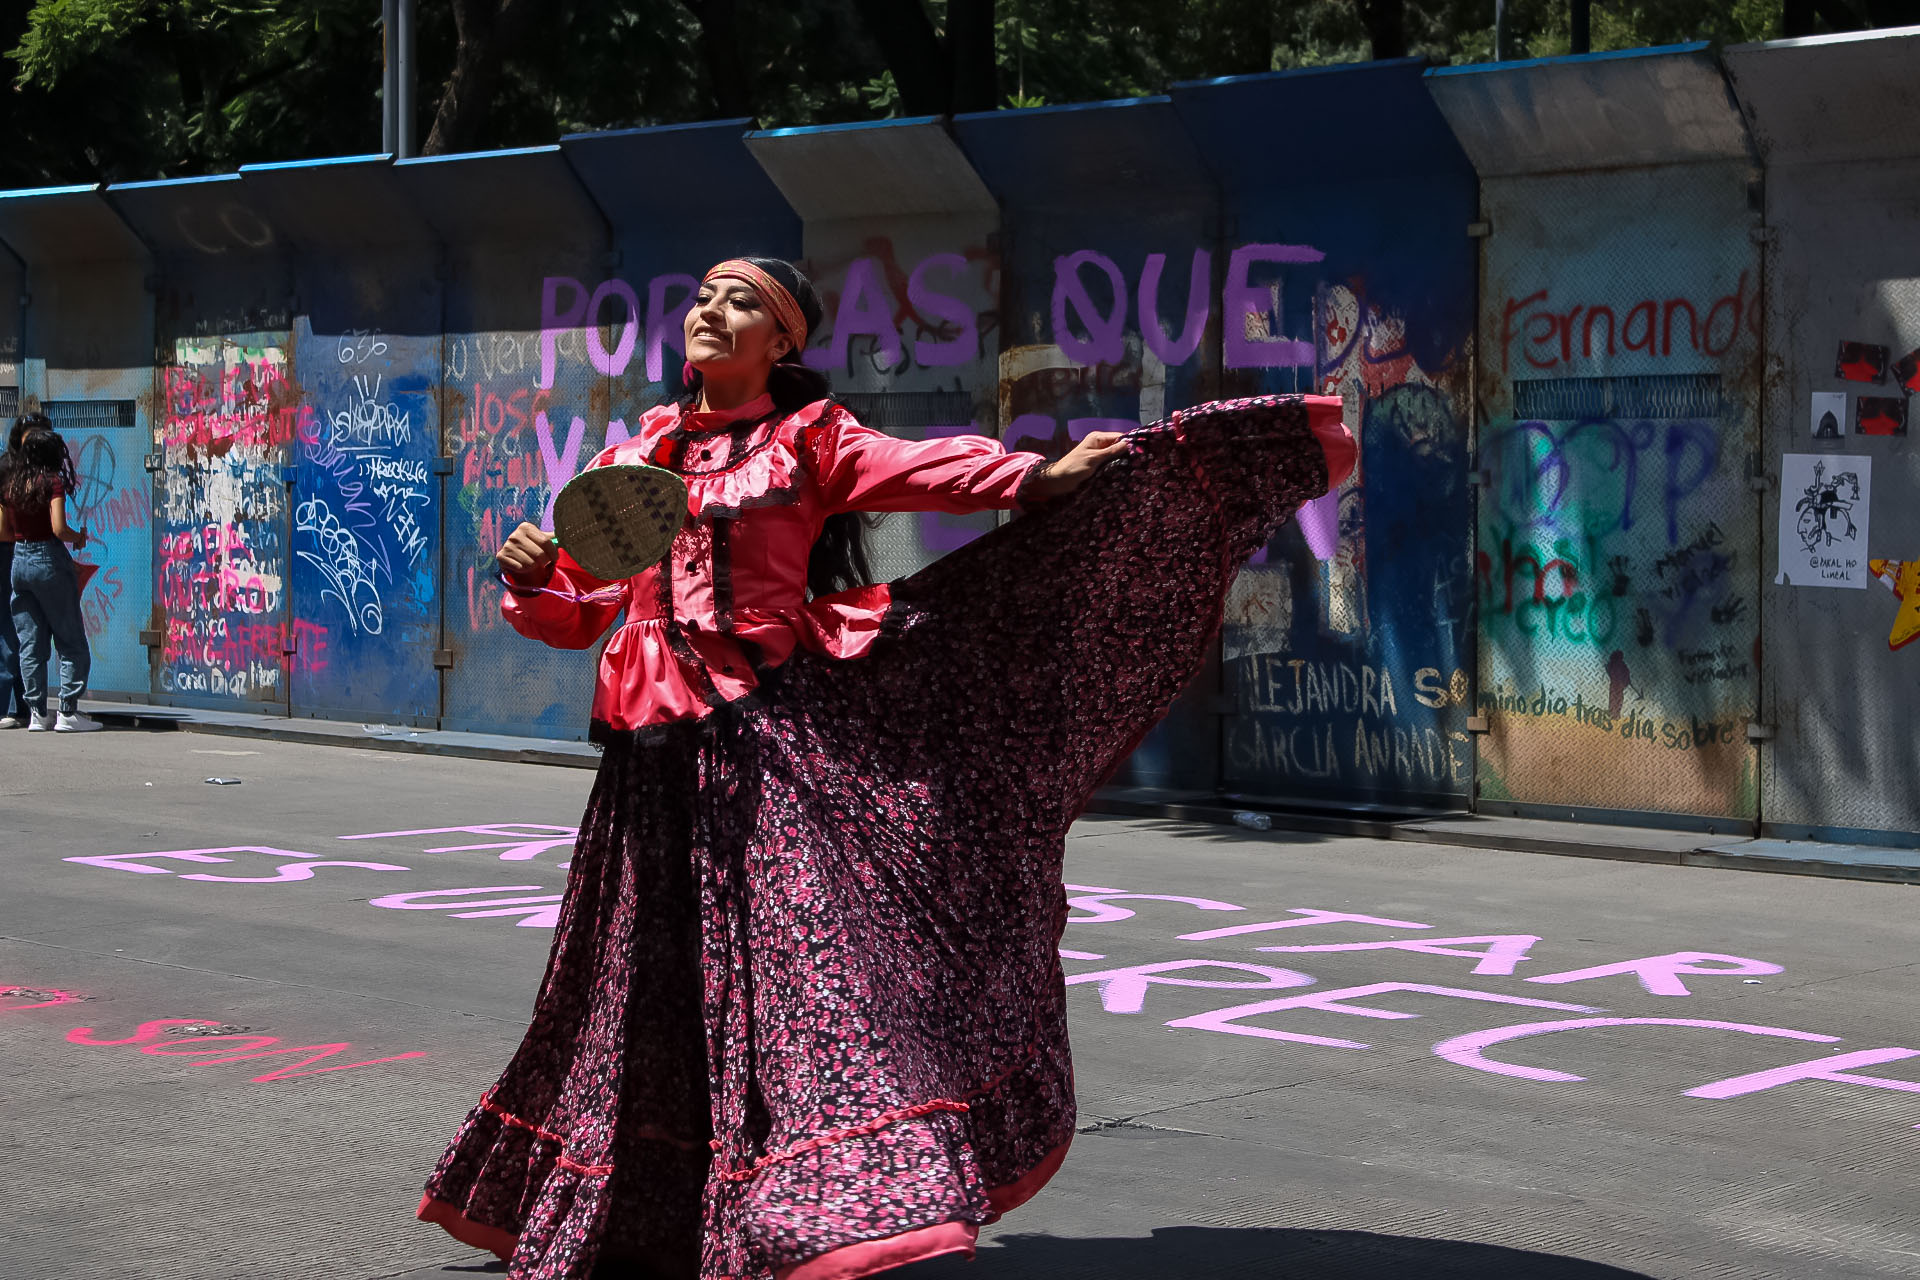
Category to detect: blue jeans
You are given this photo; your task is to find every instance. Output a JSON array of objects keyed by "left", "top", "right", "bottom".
[
  {"left": 11, "top": 540, "right": 91, "bottom": 717},
  {"left": 0, "top": 543, "right": 21, "bottom": 718}
]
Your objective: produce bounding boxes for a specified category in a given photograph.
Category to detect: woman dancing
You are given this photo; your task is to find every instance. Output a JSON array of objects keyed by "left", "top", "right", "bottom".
[{"left": 419, "top": 257, "right": 1353, "bottom": 1279}]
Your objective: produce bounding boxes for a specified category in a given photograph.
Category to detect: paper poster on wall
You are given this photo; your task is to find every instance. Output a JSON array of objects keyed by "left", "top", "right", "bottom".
[
  {"left": 1811, "top": 391, "right": 1846, "bottom": 438},
  {"left": 1777, "top": 454, "right": 1871, "bottom": 589},
  {"left": 1836, "top": 341, "right": 1889, "bottom": 384},
  {"left": 1855, "top": 396, "right": 1908, "bottom": 437}
]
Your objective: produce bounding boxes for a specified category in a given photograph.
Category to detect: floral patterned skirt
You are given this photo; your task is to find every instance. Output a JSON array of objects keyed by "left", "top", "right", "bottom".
[{"left": 417, "top": 396, "right": 1343, "bottom": 1279}]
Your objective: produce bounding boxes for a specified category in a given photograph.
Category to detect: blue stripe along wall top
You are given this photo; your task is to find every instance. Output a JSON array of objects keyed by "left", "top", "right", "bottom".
[
  {"left": 0, "top": 183, "right": 156, "bottom": 698},
  {"left": 107, "top": 173, "right": 297, "bottom": 712},
  {"left": 1170, "top": 58, "right": 1481, "bottom": 810},
  {"left": 243, "top": 155, "right": 445, "bottom": 724},
  {"left": 953, "top": 96, "right": 1227, "bottom": 792}
]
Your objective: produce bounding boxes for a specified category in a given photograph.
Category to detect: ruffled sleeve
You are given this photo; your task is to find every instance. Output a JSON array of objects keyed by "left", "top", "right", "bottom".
[{"left": 806, "top": 403, "right": 1044, "bottom": 516}]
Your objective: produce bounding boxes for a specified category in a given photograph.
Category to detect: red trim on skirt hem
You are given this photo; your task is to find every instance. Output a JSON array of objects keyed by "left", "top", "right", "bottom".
[
  {"left": 776, "top": 1221, "right": 978, "bottom": 1280},
  {"left": 418, "top": 1193, "right": 518, "bottom": 1263}
]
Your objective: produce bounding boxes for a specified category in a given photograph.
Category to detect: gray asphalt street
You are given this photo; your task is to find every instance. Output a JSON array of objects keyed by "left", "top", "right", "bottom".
[{"left": 3, "top": 728, "right": 1915, "bottom": 1280}]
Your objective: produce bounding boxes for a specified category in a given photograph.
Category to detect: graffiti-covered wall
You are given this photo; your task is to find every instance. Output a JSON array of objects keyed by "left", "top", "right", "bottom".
[{"left": 1, "top": 33, "right": 1917, "bottom": 842}]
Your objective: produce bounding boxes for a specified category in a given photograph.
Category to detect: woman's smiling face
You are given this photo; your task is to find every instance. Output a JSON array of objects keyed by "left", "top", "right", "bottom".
[{"left": 684, "top": 276, "right": 793, "bottom": 377}]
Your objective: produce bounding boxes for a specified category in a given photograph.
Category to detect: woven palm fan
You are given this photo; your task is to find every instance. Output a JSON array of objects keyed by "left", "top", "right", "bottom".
[{"left": 550, "top": 464, "right": 688, "bottom": 580}]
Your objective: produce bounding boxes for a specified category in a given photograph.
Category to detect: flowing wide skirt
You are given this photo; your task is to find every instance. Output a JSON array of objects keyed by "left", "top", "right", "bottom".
[{"left": 418, "top": 395, "right": 1347, "bottom": 1279}]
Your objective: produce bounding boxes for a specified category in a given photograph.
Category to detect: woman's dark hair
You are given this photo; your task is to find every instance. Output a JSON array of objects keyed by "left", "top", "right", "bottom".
[
  {"left": 0, "top": 417, "right": 72, "bottom": 512},
  {"left": 680, "top": 257, "right": 874, "bottom": 597}
]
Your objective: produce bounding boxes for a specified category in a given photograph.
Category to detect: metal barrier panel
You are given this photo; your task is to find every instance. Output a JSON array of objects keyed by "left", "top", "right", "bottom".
[
  {"left": 155, "top": 331, "right": 298, "bottom": 706},
  {"left": 1175, "top": 63, "right": 1480, "bottom": 811},
  {"left": 1729, "top": 31, "right": 1920, "bottom": 842},
  {"left": 1473, "top": 162, "right": 1763, "bottom": 823},
  {"left": 243, "top": 156, "right": 449, "bottom": 724},
  {"left": 109, "top": 176, "right": 298, "bottom": 710},
  {"left": 291, "top": 319, "right": 441, "bottom": 720},
  {"left": 0, "top": 186, "right": 158, "bottom": 697},
  {"left": 955, "top": 100, "right": 1223, "bottom": 791},
  {"left": 401, "top": 149, "right": 611, "bottom": 739},
  {"left": 749, "top": 120, "right": 1002, "bottom": 578},
  {"left": 46, "top": 387, "right": 152, "bottom": 693}
]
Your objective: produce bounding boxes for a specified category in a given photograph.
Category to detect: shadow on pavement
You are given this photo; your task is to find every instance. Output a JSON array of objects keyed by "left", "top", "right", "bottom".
[{"left": 896, "top": 1226, "right": 1657, "bottom": 1278}]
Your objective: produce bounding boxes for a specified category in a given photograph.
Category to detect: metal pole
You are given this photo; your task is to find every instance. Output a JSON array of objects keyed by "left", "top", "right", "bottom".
[
  {"left": 1494, "top": 0, "right": 1510, "bottom": 61},
  {"left": 1571, "top": 0, "right": 1591, "bottom": 54},
  {"left": 396, "top": 0, "right": 417, "bottom": 158},
  {"left": 381, "top": 0, "right": 398, "bottom": 154}
]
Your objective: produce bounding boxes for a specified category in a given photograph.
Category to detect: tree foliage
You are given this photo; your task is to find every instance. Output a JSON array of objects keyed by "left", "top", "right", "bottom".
[{"left": 0, "top": 0, "right": 1913, "bottom": 186}]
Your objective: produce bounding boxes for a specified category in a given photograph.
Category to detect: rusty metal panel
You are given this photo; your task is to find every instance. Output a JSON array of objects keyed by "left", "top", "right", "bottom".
[
  {"left": 1472, "top": 160, "right": 1763, "bottom": 825},
  {"left": 397, "top": 148, "right": 611, "bottom": 739},
  {"left": 0, "top": 185, "right": 157, "bottom": 696},
  {"left": 954, "top": 99, "right": 1222, "bottom": 791},
  {"left": 1175, "top": 60, "right": 1479, "bottom": 812},
  {"left": 1727, "top": 29, "right": 1920, "bottom": 841},
  {"left": 243, "top": 156, "right": 445, "bottom": 724}
]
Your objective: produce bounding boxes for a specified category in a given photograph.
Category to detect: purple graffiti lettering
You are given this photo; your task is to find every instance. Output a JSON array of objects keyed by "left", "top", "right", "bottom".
[
  {"left": 1434, "top": 1018, "right": 1841, "bottom": 1084},
  {"left": 539, "top": 276, "right": 588, "bottom": 389},
  {"left": 1051, "top": 251, "right": 1128, "bottom": 367},
  {"left": 586, "top": 278, "right": 641, "bottom": 376},
  {"left": 1222, "top": 244, "right": 1321, "bottom": 370},
  {"left": 646, "top": 273, "right": 699, "bottom": 383},
  {"left": 1066, "top": 960, "right": 1313, "bottom": 1015},
  {"left": 1260, "top": 934, "right": 1543, "bottom": 978},
  {"left": 807, "top": 258, "right": 903, "bottom": 373},
  {"left": 1139, "top": 249, "right": 1210, "bottom": 366},
  {"left": 1179, "top": 908, "right": 1433, "bottom": 942},
  {"left": 535, "top": 413, "right": 587, "bottom": 527},
  {"left": 1064, "top": 884, "right": 1243, "bottom": 924},
  {"left": 907, "top": 253, "right": 978, "bottom": 368},
  {"left": 1687, "top": 1046, "right": 1920, "bottom": 1100},
  {"left": 1525, "top": 951, "right": 1783, "bottom": 997},
  {"left": 1165, "top": 982, "right": 1598, "bottom": 1050},
  {"left": 1296, "top": 490, "right": 1340, "bottom": 561}
]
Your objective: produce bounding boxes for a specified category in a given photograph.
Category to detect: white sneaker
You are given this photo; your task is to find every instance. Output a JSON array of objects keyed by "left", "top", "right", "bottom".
[
  {"left": 27, "top": 711, "right": 51, "bottom": 731},
  {"left": 54, "top": 712, "right": 102, "bottom": 733},
  {"left": 0, "top": 715, "right": 20, "bottom": 729}
]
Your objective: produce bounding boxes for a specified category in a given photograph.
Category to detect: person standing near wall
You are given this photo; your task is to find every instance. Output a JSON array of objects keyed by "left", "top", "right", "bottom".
[
  {"left": 417, "top": 257, "right": 1355, "bottom": 1280},
  {"left": 0, "top": 420, "right": 101, "bottom": 732},
  {"left": 0, "top": 419, "right": 29, "bottom": 728}
]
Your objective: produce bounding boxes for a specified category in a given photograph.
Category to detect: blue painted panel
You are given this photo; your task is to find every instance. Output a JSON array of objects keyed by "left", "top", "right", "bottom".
[
  {"left": 57, "top": 389, "right": 153, "bottom": 695},
  {"left": 956, "top": 103, "right": 1223, "bottom": 791},
  {"left": 1173, "top": 63, "right": 1480, "bottom": 810},
  {"left": 403, "top": 149, "right": 612, "bottom": 739},
  {"left": 290, "top": 322, "right": 440, "bottom": 720}
]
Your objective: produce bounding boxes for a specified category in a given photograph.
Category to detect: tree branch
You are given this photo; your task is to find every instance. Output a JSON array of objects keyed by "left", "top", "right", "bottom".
[{"left": 847, "top": 0, "right": 948, "bottom": 116}]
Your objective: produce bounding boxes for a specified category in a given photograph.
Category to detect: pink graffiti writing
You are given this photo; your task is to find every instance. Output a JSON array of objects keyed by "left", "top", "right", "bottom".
[{"left": 64, "top": 1017, "right": 426, "bottom": 1083}]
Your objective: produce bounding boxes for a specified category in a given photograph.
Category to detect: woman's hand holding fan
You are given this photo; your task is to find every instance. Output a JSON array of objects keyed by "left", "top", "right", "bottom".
[{"left": 496, "top": 464, "right": 690, "bottom": 595}]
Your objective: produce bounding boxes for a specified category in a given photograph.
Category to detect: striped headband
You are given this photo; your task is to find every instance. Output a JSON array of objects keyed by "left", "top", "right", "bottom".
[{"left": 702, "top": 260, "right": 810, "bottom": 353}]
